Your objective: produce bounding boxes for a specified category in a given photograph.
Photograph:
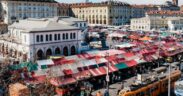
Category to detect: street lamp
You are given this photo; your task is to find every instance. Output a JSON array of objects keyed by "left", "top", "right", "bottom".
[
  {"left": 105, "top": 52, "right": 110, "bottom": 93},
  {"left": 166, "top": 57, "right": 173, "bottom": 96}
]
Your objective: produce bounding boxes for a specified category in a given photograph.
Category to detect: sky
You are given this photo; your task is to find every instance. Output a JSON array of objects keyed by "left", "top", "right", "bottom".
[{"left": 56, "top": 0, "right": 183, "bottom": 6}]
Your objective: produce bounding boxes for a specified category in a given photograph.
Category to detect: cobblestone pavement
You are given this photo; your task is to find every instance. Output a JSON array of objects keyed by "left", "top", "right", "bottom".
[{"left": 92, "top": 76, "right": 136, "bottom": 96}]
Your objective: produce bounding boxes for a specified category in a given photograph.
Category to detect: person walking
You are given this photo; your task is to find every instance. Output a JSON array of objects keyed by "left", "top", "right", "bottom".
[
  {"left": 104, "top": 89, "right": 109, "bottom": 96},
  {"left": 96, "top": 91, "right": 102, "bottom": 96}
]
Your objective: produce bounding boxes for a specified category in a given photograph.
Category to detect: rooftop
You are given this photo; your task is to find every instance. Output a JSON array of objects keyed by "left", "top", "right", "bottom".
[
  {"left": 147, "top": 10, "right": 183, "bottom": 16},
  {"left": 9, "top": 18, "right": 80, "bottom": 32},
  {"left": 1, "top": 0, "right": 57, "bottom": 3},
  {"left": 70, "top": 1, "right": 130, "bottom": 8}
]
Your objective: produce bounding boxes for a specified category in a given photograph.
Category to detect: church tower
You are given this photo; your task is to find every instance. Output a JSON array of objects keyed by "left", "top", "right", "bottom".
[{"left": 173, "top": 0, "right": 178, "bottom": 6}]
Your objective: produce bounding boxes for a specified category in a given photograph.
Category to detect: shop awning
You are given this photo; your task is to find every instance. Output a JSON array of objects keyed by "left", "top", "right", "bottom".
[
  {"left": 104, "top": 64, "right": 118, "bottom": 73},
  {"left": 115, "top": 43, "right": 135, "bottom": 48},
  {"left": 110, "top": 60, "right": 118, "bottom": 65},
  {"left": 96, "top": 58, "right": 108, "bottom": 64},
  {"left": 82, "top": 59, "right": 97, "bottom": 66},
  {"left": 50, "top": 77, "right": 76, "bottom": 86},
  {"left": 134, "top": 58, "right": 146, "bottom": 64},
  {"left": 77, "top": 53, "right": 93, "bottom": 59},
  {"left": 139, "top": 36, "right": 152, "bottom": 41},
  {"left": 73, "top": 70, "right": 91, "bottom": 80},
  {"left": 129, "top": 35, "right": 139, "bottom": 40},
  {"left": 123, "top": 53, "right": 137, "bottom": 60},
  {"left": 89, "top": 67, "right": 106, "bottom": 76},
  {"left": 63, "top": 69, "right": 73, "bottom": 75},
  {"left": 28, "top": 75, "right": 46, "bottom": 84},
  {"left": 49, "top": 66, "right": 65, "bottom": 77},
  {"left": 32, "top": 69, "right": 49, "bottom": 77},
  {"left": 9, "top": 62, "right": 38, "bottom": 71},
  {"left": 125, "top": 60, "right": 138, "bottom": 67},
  {"left": 115, "top": 63, "right": 128, "bottom": 69}
]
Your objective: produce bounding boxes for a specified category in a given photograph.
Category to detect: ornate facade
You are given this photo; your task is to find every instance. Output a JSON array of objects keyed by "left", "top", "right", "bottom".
[
  {"left": 0, "top": 0, "right": 58, "bottom": 24},
  {"left": 70, "top": 1, "right": 131, "bottom": 26},
  {"left": 0, "top": 17, "right": 85, "bottom": 62}
]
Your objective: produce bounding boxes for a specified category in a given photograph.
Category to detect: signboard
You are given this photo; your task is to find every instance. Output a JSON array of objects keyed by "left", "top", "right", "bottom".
[
  {"left": 137, "top": 74, "right": 142, "bottom": 84},
  {"left": 106, "top": 75, "right": 109, "bottom": 82}
]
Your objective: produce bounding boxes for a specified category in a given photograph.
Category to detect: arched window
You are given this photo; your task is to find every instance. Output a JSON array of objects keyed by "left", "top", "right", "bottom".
[
  {"left": 71, "top": 46, "right": 76, "bottom": 55},
  {"left": 70, "top": 33, "right": 72, "bottom": 39},
  {"left": 55, "top": 47, "right": 61, "bottom": 55},
  {"left": 49, "top": 34, "right": 52, "bottom": 41},
  {"left": 54, "top": 34, "right": 57, "bottom": 41},
  {"left": 63, "top": 33, "right": 65, "bottom": 40},
  {"left": 73, "top": 33, "right": 76, "bottom": 39},
  {"left": 63, "top": 47, "right": 68, "bottom": 56},
  {"left": 58, "top": 34, "right": 60, "bottom": 40},
  {"left": 40, "top": 35, "right": 43, "bottom": 42},
  {"left": 66, "top": 33, "right": 68, "bottom": 39},
  {"left": 46, "top": 35, "right": 48, "bottom": 41},
  {"left": 37, "top": 49, "right": 44, "bottom": 60},
  {"left": 36, "top": 35, "right": 39, "bottom": 42},
  {"left": 46, "top": 49, "right": 52, "bottom": 58}
]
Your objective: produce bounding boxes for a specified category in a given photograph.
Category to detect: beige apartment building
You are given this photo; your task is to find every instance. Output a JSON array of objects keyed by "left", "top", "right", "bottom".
[
  {"left": 70, "top": 1, "right": 131, "bottom": 26},
  {"left": 130, "top": 17, "right": 168, "bottom": 31},
  {"left": 131, "top": 16, "right": 183, "bottom": 31}
]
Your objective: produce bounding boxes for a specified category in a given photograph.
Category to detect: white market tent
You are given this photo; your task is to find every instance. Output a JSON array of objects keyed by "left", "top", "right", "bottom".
[
  {"left": 37, "top": 59, "right": 54, "bottom": 66},
  {"left": 115, "top": 43, "right": 136, "bottom": 48}
]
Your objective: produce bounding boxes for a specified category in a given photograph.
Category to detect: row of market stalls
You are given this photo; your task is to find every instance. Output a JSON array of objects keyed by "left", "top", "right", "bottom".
[{"left": 9, "top": 40, "right": 183, "bottom": 88}]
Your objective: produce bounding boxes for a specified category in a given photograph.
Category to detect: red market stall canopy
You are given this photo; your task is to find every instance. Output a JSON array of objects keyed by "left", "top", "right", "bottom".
[
  {"left": 50, "top": 77, "right": 76, "bottom": 86},
  {"left": 139, "top": 36, "right": 152, "bottom": 41},
  {"left": 72, "top": 70, "right": 91, "bottom": 80},
  {"left": 89, "top": 67, "right": 106, "bottom": 76},
  {"left": 129, "top": 35, "right": 139, "bottom": 40},
  {"left": 124, "top": 60, "right": 138, "bottom": 67}
]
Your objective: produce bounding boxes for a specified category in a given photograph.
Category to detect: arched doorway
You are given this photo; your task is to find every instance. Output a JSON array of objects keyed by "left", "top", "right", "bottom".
[
  {"left": 55, "top": 47, "right": 61, "bottom": 55},
  {"left": 71, "top": 46, "right": 76, "bottom": 55},
  {"left": 63, "top": 47, "right": 68, "bottom": 56},
  {"left": 37, "top": 50, "right": 44, "bottom": 60},
  {"left": 46, "top": 49, "right": 52, "bottom": 58}
]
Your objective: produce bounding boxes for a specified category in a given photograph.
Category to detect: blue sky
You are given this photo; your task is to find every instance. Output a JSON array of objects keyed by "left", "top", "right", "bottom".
[{"left": 56, "top": 0, "right": 183, "bottom": 6}]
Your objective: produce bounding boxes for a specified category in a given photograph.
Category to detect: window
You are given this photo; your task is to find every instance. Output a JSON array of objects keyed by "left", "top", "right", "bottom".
[
  {"left": 73, "top": 33, "right": 76, "bottom": 39},
  {"left": 63, "top": 33, "right": 65, "bottom": 40},
  {"left": 54, "top": 34, "right": 57, "bottom": 41},
  {"left": 66, "top": 33, "right": 68, "bottom": 39},
  {"left": 70, "top": 33, "right": 72, "bottom": 39},
  {"left": 49, "top": 34, "right": 52, "bottom": 41},
  {"left": 84, "top": 23, "right": 86, "bottom": 27},
  {"left": 80, "top": 23, "right": 82, "bottom": 27},
  {"left": 58, "top": 34, "right": 60, "bottom": 40},
  {"left": 40, "top": 35, "right": 43, "bottom": 42},
  {"left": 24, "top": 35, "right": 26, "bottom": 42},
  {"left": 36, "top": 35, "right": 39, "bottom": 42},
  {"left": 46, "top": 35, "right": 48, "bottom": 41}
]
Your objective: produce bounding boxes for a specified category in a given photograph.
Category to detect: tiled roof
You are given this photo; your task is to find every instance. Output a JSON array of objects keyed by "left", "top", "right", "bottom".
[
  {"left": 9, "top": 18, "right": 79, "bottom": 32},
  {"left": 147, "top": 10, "right": 183, "bottom": 16},
  {"left": 131, "top": 4, "right": 157, "bottom": 8},
  {"left": 1, "top": 0, "right": 57, "bottom": 3},
  {"left": 70, "top": 1, "right": 130, "bottom": 8}
]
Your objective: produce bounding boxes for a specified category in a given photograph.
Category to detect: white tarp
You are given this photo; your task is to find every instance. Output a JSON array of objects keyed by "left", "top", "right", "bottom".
[
  {"left": 37, "top": 59, "right": 54, "bottom": 66},
  {"left": 115, "top": 43, "right": 135, "bottom": 48}
]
